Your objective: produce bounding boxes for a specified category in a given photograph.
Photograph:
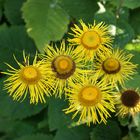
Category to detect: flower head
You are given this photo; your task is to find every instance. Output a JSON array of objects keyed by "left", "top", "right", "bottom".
[
  {"left": 40, "top": 41, "right": 88, "bottom": 98},
  {"left": 93, "top": 49, "right": 137, "bottom": 86},
  {"left": 115, "top": 89, "right": 140, "bottom": 117},
  {"left": 3, "top": 52, "right": 51, "bottom": 104},
  {"left": 64, "top": 76, "right": 115, "bottom": 125},
  {"left": 68, "top": 20, "right": 112, "bottom": 59}
]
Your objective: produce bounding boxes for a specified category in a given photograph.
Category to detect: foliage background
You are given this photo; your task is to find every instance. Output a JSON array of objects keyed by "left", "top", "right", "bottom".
[{"left": 0, "top": 0, "right": 140, "bottom": 140}]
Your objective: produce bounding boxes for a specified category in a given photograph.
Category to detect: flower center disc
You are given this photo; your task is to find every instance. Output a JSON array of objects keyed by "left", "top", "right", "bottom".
[
  {"left": 81, "top": 30, "right": 101, "bottom": 50},
  {"left": 78, "top": 86, "right": 101, "bottom": 106},
  {"left": 102, "top": 58, "right": 121, "bottom": 74},
  {"left": 21, "top": 66, "right": 40, "bottom": 84},
  {"left": 121, "top": 90, "right": 140, "bottom": 107},
  {"left": 51, "top": 55, "right": 76, "bottom": 79}
]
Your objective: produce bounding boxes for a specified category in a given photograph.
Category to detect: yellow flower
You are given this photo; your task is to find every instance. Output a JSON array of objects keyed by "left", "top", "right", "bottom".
[
  {"left": 93, "top": 49, "right": 137, "bottom": 86},
  {"left": 115, "top": 88, "right": 140, "bottom": 117},
  {"left": 40, "top": 41, "right": 88, "bottom": 98},
  {"left": 64, "top": 76, "right": 115, "bottom": 125},
  {"left": 3, "top": 52, "right": 52, "bottom": 104},
  {"left": 68, "top": 20, "right": 112, "bottom": 59}
]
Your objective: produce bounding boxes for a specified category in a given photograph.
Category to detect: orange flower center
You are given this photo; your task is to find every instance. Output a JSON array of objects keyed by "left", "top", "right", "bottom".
[
  {"left": 78, "top": 86, "right": 101, "bottom": 106},
  {"left": 51, "top": 55, "right": 76, "bottom": 79},
  {"left": 102, "top": 58, "right": 121, "bottom": 74},
  {"left": 81, "top": 30, "right": 101, "bottom": 50},
  {"left": 20, "top": 66, "right": 40, "bottom": 84}
]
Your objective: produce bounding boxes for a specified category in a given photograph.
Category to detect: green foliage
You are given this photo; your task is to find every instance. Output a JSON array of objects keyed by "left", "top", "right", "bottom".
[
  {"left": 54, "top": 125, "right": 91, "bottom": 140},
  {"left": 60, "top": 0, "right": 99, "bottom": 22},
  {"left": 0, "top": 0, "right": 140, "bottom": 140},
  {"left": 0, "top": 118, "right": 35, "bottom": 137},
  {"left": 15, "top": 134, "right": 53, "bottom": 140},
  {"left": 123, "top": 0, "right": 140, "bottom": 9},
  {"left": 90, "top": 120, "right": 121, "bottom": 140},
  {"left": 94, "top": 11, "right": 116, "bottom": 24},
  {"left": 130, "top": 8, "right": 140, "bottom": 35},
  {"left": 4, "top": 0, "right": 25, "bottom": 25},
  {"left": 0, "top": 26, "right": 36, "bottom": 70},
  {"left": 114, "top": 20, "right": 135, "bottom": 47},
  {"left": 0, "top": 78, "right": 47, "bottom": 120},
  {"left": 48, "top": 97, "right": 72, "bottom": 131},
  {"left": 22, "top": 0, "right": 69, "bottom": 52}
]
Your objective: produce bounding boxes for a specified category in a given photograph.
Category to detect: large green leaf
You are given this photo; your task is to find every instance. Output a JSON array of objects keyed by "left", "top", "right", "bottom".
[
  {"left": 123, "top": 0, "right": 140, "bottom": 9},
  {"left": 104, "top": 0, "right": 140, "bottom": 9},
  {"left": 15, "top": 134, "right": 53, "bottom": 140},
  {"left": 90, "top": 120, "right": 121, "bottom": 140},
  {"left": 0, "top": 78, "right": 47, "bottom": 120},
  {"left": 114, "top": 20, "right": 135, "bottom": 48},
  {"left": 54, "top": 125, "right": 91, "bottom": 140},
  {"left": 60, "top": 0, "right": 99, "bottom": 23},
  {"left": 130, "top": 8, "right": 140, "bottom": 35},
  {"left": 125, "top": 74, "right": 140, "bottom": 89},
  {"left": 129, "top": 51, "right": 140, "bottom": 74},
  {"left": 129, "top": 127, "right": 140, "bottom": 140},
  {"left": 94, "top": 11, "right": 116, "bottom": 25},
  {"left": 48, "top": 97, "right": 72, "bottom": 131},
  {"left": 4, "top": 0, "right": 25, "bottom": 25},
  {"left": 0, "top": 25, "right": 36, "bottom": 71},
  {"left": 22, "top": 0, "right": 69, "bottom": 52},
  {"left": 0, "top": 117, "right": 35, "bottom": 137}
]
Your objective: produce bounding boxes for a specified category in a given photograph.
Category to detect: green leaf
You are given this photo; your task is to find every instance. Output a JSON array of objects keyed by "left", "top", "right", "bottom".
[
  {"left": 4, "top": 0, "right": 25, "bottom": 25},
  {"left": 0, "top": 78, "right": 47, "bottom": 120},
  {"left": 130, "top": 8, "right": 140, "bottom": 35},
  {"left": 0, "top": 25, "right": 36, "bottom": 71},
  {"left": 134, "top": 114, "right": 140, "bottom": 128},
  {"left": 22, "top": 0, "right": 69, "bottom": 52},
  {"left": 94, "top": 11, "right": 116, "bottom": 25},
  {"left": 114, "top": 20, "right": 135, "bottom": 48},
  {"left": 48, "top": 97, "right": 72, "bottom": 131},
  {"left": 125, "top": 74, "right": 140, "bottom": 89},
  {"left": 123, "top": 0, "right": 140, "bottom": 9},
  {"left": 15, "top": 134, "right": 53, "bottom": 140},
  {"left": 90, "top": 120, "right": 121, "bottom": 140},
  {"left": 125, "top": 43, "right": 140, "bottom": 52},
  {"left": 60, "top": 0, "right": 99, "bottom": 22},
  {"left": 54, "top": 125, "right": 91, "bottom": 140},
  {"left": 0, "top": 0, "right": 5, "bottom": 8},
  {"left": 122, "top": 135, "right": 131, "bottom": 140},
  {"left": 129, "top": 127, "right": 140, "bottom": 140},
  {"left": 118, "top": 116, "right": 130, "bottom": 126},
  {"left": 0, "top": 118, "right": 35, "bottom": 137},
  {"left": 129, "top": 51, "right": 140, "bottom": 74},
  {"left": 105, "top": 0, "right": 140, "bottom": 9}
]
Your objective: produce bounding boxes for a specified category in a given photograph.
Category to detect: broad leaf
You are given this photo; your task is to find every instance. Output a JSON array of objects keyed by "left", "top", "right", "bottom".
[
  {"left": 48, "top": 97, "right": 72, "bottom": 131},
  {"left": 54, "top": 125, "right": 91, "bottom": 140},
  {"left": 90, "top": 120, "right": 121, "bottom": 140},
  {"left": 15, "top": 134, "right": 53, "bottom": 140},
  {"left": 22, "top": 0, "right": 69, "bottom": 52},
  {"left": 60, "top": 0, "right": 99, "bottom": 23},
  {"left": 4, "top": 0, "right": 25, "bottom": 25},
  {"left": 0, "top": 25, "right": 36, "bottom": 71},
  {"left": 0, "top": 78, "right": 47, "bottom": 120}
]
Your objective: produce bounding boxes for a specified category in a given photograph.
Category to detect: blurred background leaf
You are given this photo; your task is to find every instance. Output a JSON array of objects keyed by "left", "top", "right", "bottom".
[
  {"left": 0, "top": 0, "right": 140, "bottom": 139},
  {"left": 4, "top": 0, "right": 25, "bottom": 25},
  {"left": 90, "top": 120, "right": 121, "bottom": 140},
  {"left": 60, "top": 0, "right": 99, "bottom": 22},
  {"left": 0, "top": 78, "right": 47, "bottom": 120},
  {"left": 0, "top": 26, "right": 36, "bottom": 70}
]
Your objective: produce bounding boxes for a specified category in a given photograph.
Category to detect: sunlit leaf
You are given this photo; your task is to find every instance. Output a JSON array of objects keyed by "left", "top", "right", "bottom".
[{"left": 22, "top": 0, "right": 69, "bottom": 52}]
